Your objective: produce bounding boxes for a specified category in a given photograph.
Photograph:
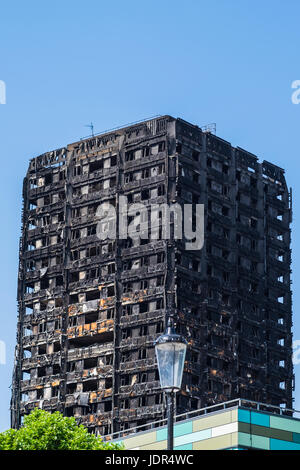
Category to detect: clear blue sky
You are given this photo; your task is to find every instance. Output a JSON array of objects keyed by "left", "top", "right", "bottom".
[{"left": 0, "top": 0, "right": 300, "bottom": 431}]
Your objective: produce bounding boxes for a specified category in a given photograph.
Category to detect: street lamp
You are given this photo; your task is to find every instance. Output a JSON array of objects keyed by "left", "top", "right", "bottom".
[{"left": 154, "top": 317, "right": 187, "bottom": 450}]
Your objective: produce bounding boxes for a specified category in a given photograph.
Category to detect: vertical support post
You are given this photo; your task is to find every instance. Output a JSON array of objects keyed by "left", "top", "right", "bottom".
[{"left": 167, "top": 391, "right": 174, "bottom": 450}]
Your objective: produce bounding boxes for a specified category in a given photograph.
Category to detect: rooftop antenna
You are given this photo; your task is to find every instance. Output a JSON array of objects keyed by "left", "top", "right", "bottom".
[
  {"left": 201, "top": 123, "right": 216, "bottom": 134},
  {"left": 84, "top": 122, "right": 94, "bottom": 137}
]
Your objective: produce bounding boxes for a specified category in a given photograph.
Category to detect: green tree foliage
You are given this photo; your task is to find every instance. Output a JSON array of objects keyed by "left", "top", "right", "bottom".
[{"left": 0, "top": 409, "right": 124, "bottom": 450}]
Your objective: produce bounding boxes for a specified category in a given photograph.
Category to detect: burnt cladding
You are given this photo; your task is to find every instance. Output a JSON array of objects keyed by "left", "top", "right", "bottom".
[{"left": 11, "top": 116, "right": 294, "bottom": 435}]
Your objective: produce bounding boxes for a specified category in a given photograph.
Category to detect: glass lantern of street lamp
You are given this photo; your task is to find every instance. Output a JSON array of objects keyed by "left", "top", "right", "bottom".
[{"left": 154, "top": 318, "right": 187, "bottom": 392}]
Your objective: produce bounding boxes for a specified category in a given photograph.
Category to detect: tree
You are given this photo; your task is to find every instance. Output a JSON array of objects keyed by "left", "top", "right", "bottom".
[{"left": 0, "top": 409, "right": 124, "bottom": 450}]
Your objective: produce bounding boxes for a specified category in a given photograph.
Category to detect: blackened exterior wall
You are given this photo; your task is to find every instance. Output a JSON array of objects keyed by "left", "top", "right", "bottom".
[{"left": 11, "top": 116, "right": 293, "bottom": 435}]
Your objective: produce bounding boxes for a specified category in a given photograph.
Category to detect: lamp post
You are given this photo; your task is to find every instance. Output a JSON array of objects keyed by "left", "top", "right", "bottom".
[{"left": 154, "top": 316, "right": 187, "bottom": 450}]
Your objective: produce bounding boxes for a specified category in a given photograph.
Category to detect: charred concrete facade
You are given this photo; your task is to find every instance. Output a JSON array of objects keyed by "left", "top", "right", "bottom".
[{"left": 11, "top": 116, "right": 294, "bottom": 435}]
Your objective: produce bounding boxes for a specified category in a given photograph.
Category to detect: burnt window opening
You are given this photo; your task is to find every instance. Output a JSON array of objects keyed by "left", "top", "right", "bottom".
[
  {"left": 120, "top": 398, "right": 130, "bottom": 408},
  {"left": 38, "top": 366, "right": 47, "bottom": 377},
  {"left": 155, "top": 393, "right": 163, "bottom": 405},
  {"left": 36, "top": 388, "right": 44, "bottom": 399},
  {"left": 89, "top": 160, "right": 103, "bottom": 173},
  {"left": 104, "top": 401, "right": 112, "bottom": 412},
  {"left": 66, "top": 383, "right": 77, "bottom": 394},
  {"left": 105, "top": 354, "right": 113, "bottom": 365},
  {"left": 65, "top": 406, "right": 75, "bottom": 417},
  {"left": 192, "top": 150, "right": 200, "bottom": 162},
  {"left": 67, "top": 361, "right": 76, "bottom": 372},
  {"left": 38, "top": 322, "right": 46, "bottom": 333},
  {"left": 176, "top": 142, "right": 182, "bottom": 153},
  {"left": 70, "top": 272, "right": 79, "bottom": 283},
  {"left": 38, "top": 344, "right": 47, "bottom": 355},
  {"left": 52, "top": 386, "right": 59, "bottom": 397},
  {"left": 68, "top": 316, "right": 77, "bottom": 327},
  {"left": 139, "top": 396, "right": 147, "bottom": 407},
  {"left": 53, "top": 364, "right": 60, "bottom": 375},
  {"left": 121, "top": 351, "right": 130, "bottom": 362},
  {"left": 140, "top": 325, "right": 148, "bottom": 336},
  {"left": 83, "top": 379, "right": 98, "bottom": 392},
  {"left": 86, "top": 291, "right": 99, "bottom": 301},
  {"left": 56, "top": 275, "right": 63, "bottom": 287},
  {"left": 122, "top": 328, "right": 131, "bottom": 340},
  {"left": 139, "top": 372, "right": 148, "bottom": 383},
  {"left": 105, "top": 377, "right": 112, "bottom": 389},
  {"left": 85, "top": 312, "right": 98, "bottom": 324},
  {"left": 138, "top": 348, "right": 147, "bottom": 360},
  {"left": 84, "top": 357, "right": 98, "bottom": 369},
  {"left": 87, "top": 225, "right": 97, "bottom": 236},
  {"left": 120, "top": 375, "right": 130, "bottom": 386}
]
